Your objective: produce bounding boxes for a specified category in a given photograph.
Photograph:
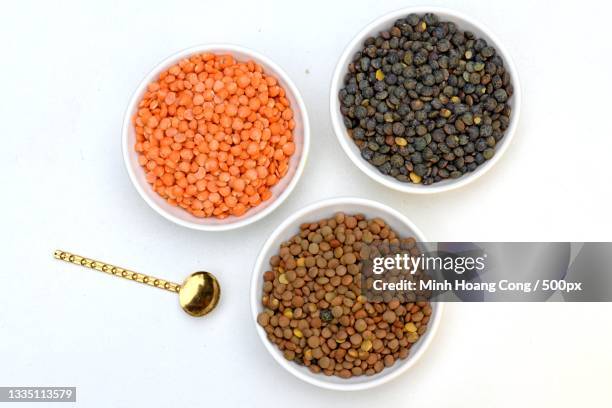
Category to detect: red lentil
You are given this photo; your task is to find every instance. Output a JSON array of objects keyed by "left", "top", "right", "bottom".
[{"left": 133, "top": 53, "right": 296, "bottom": 219}]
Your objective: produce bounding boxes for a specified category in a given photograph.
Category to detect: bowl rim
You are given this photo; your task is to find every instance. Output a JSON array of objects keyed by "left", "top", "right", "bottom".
[
  {"left": 250, "top": 197, "right": 444, "bottom": 390},
  {"left": 329, "top": 6, "right": 522, "bottom": 194},
  {"left": 122, "top": 43, "right": 311, "bottom": 231}
]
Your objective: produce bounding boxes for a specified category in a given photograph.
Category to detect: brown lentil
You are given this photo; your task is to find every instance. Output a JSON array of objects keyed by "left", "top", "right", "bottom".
[{"left": 257, "top": 212, "right": 431, "bottom": 378}]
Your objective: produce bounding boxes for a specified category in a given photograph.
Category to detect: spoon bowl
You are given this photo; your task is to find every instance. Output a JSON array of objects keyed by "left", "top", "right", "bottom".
[{"left": 179, "top": 271, "right": 221, "bottom": 317}]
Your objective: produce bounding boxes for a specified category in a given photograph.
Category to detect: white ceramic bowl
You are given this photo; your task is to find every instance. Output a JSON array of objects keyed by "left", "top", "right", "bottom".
[
  {"left": 122, "top": 44, "right": 310, "bottom": 231},
  {"left": 330, "top": 7, "right": 521, "bottom": 194},
  {"left": 250, "top": 197, "right": 443, "bottom": 390}
]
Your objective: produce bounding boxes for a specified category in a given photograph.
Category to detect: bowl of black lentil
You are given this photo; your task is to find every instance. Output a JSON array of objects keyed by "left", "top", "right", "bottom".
[
  {"left": 250, "top": 197, "right": 443, "bottom": 390},
  {"left": 330, "top": 7, "right": 521, "bottom": 193}
]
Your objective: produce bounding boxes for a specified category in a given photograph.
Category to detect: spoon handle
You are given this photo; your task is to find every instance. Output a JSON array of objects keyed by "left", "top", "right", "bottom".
[{"left": 53, "top": 250, "right": 180, "bottom": 293}]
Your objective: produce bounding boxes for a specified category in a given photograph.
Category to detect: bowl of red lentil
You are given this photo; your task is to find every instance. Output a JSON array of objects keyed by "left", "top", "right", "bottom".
[
  {"left": 251, "top": 197, "right": 442, "bottom": 390},
  {"left": 122, "top": 44, "right": 310, "bottom": 231}
]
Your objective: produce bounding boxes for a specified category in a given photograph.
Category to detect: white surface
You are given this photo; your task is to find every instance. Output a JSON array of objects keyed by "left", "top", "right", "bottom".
[
  {"left": 330, "top": 6, "right": 521, "bottom": 193},
  {"left": 250, "top": 198, "right": 442, "bottom": 390},
  {"left": 1, "top": 0, "right": 611, "bottom": 407},
  {"left": 123, "top": 44, "right": 310, "bottom": 231}
]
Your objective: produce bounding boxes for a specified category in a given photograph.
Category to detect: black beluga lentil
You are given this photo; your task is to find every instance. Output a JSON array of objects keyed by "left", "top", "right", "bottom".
[{"left": 338, "top": 13, "right": 513, "bottom": 185}]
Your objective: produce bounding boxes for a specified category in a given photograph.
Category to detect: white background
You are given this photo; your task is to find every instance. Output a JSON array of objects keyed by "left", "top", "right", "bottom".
[{"left": 1, "top": 0, "right": 611, "bottom": 407}]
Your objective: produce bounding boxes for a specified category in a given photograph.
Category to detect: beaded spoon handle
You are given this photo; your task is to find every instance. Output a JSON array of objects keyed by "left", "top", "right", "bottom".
[{"left": 53, "top": 250, "right": 220, "bottom": 317}]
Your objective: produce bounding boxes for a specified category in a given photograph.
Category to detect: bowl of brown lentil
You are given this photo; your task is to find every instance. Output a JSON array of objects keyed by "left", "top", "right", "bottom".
[
  {"left": 330, "top": 7, "right": 521, "bottom": 193},
  {"left": 122, "top": 44, "right": 310, "bottom": 231},
  {"left": 251, "top": 197, "right": 442, "bottom": 390}
]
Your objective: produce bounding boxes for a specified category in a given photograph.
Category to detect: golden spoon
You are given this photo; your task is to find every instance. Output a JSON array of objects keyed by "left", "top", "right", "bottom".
[{"left": 53, "top": 250, "right": 220, "bottom": 317}]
